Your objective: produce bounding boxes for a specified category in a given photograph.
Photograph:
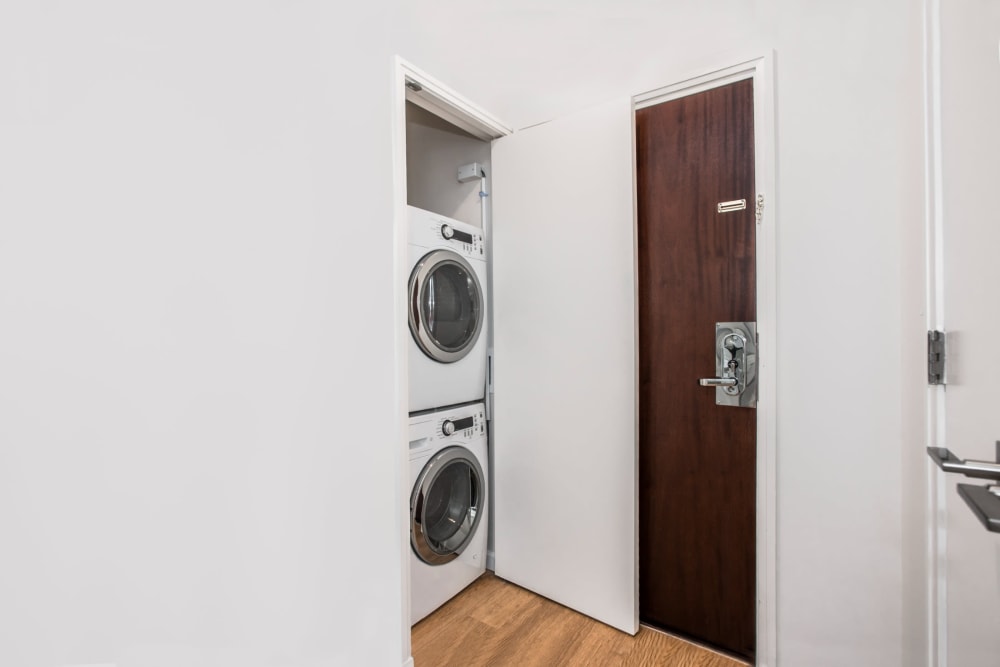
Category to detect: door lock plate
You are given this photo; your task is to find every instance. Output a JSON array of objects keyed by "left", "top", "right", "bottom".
[{"left": 702, "top": 322, "right": 757, "bottom": 408}]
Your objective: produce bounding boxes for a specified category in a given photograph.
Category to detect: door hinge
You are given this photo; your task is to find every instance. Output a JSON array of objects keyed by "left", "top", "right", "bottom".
[
  {"left": 928, "top": 329, "right": 946, "bottom": 385},
  {"left": 755, "top": 194, "right": 764, "bottom": 224}
]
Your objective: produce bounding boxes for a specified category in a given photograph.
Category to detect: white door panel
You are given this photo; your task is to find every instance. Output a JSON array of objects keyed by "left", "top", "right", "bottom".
[
  {"left": 491, "top": 98, "right": 637, "bottom": 634},
  {"left": 937, "top": 2, "right": 1000, "bottom": 664}
]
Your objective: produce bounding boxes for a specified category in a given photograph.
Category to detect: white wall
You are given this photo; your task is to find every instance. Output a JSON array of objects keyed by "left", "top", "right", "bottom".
[
  {"left": 0, "top": 1, "right": 931, "bottom": 665},
  {"left": 397, "top": 1, "right": 927, "bottom": 665},
  {"left": 0, "top": 3, "right": 404, "bottom": 666}
]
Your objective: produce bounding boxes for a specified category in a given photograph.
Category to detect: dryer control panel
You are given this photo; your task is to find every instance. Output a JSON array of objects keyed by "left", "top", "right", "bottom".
[
  {"left": 439, "top": 223, "right": 485, "bottom": 258},
  {"left": 409, "top": 206, "right": 485, "bottom": 259}
]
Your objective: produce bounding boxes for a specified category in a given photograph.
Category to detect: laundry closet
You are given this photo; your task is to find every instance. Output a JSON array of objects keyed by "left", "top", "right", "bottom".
[
  {"left": 404, "top": 84, "right": 497, "bottom": 627},
  {"left": 398, "top": 59, "right": 639, "bottom": 640}
]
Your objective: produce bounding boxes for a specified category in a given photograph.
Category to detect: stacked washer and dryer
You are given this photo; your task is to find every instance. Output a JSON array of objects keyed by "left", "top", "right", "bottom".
[{"left": 407, "top": 205, "right": 490, "bottom": 625}]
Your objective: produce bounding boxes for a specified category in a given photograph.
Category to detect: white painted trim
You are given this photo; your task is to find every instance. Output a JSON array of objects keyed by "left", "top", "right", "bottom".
[
  {"left": 630, "top": 99, "right": 641, "bottom": 645},
  {"left": 390, "top": 55, "right": 413, "bottom": 667},
  {"left": 402, "top": 658, "right": 414, "bottom": 667},
  {"left": 633, "top": 68, "right": 754, "bottom": 109},
  {"left": 632, "top": 52, "right": 779, "bottom": 667},
  {"left": 922, "top": 1, "right": 947, "bottom": 665},
  {"left": 753, "top": 52, "right": 779, "bottom": 667},
  {"left": 391, "top": 56, "right": 513, "bottom": 667},
  {"left": 399, "top": 60, "right": 513, "bottom": 141}
]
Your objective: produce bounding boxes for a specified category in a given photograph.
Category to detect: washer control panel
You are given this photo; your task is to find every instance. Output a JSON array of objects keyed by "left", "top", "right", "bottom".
[{"left": 439, "top": 409, "right": 485, "bottom": 438}]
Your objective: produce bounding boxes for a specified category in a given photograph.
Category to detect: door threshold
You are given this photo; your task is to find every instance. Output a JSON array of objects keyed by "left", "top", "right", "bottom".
[{"left": 639, "top": 623, "right": 751, "bottom": 666}]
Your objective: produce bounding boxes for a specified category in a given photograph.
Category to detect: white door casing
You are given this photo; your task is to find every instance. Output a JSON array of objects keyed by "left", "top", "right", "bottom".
[
  {"left": 929, "top": 1, "right": 1000, "bottom": 665},
  {"left": 491, "top": 97, "right": 639, "bottom": 635}
]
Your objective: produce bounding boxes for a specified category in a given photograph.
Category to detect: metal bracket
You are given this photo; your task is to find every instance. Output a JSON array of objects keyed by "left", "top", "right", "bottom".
[
  {"left": 754, "top": 194, "right": 764, "bottom": 224},
  {"left": 928, "top": 330, "right": 946, "bottom": 385}
]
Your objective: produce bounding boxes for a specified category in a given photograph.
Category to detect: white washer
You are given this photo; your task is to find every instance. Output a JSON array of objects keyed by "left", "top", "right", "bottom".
[
  {"left": 408, "top": 206, "right": 488, "bottom": 413},
  {"left": 409, "top": 402, "right": 488, "bottom": 625}
]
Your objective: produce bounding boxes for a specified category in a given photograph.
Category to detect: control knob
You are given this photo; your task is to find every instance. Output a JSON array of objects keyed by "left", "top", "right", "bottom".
[
  {"left": 442, "top": 420, "right": 455, "bottom": 436},
  {"left": 440, "top": 224, "right": 454, "bottom": 240}
]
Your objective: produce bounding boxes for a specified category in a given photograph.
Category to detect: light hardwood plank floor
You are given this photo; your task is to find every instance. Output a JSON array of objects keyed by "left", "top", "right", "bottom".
[{"left": 411, "top": 573, "right": 749, "bottom": 667}]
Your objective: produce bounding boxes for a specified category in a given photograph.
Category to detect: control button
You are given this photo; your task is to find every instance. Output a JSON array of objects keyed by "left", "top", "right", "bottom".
[
  {"left": 441, "top": 225, "right": 454, "bottom": 240},
  {"left": 442, "top": 420, "right": 455, "bottom": 436}
]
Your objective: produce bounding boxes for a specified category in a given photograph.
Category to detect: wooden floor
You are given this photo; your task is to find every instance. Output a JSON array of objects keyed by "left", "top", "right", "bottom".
[{"left": 412, "top": 573, "right": 749, "bottom": 667}]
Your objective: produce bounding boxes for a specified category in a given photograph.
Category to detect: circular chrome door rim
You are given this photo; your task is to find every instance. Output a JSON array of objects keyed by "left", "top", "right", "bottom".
[
  {"left": 410, "top": 445, "right": 486, "bottom": 566},
  {"left": 408, "top": 249, "right": 484, "bottom": 364}
]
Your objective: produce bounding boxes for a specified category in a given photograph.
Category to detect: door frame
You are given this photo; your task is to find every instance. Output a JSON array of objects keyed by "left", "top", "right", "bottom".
[
  {"left": 920, "top": 1, "right": 943, "bottom": 664},
  {"left": 390, "top": 54, "right": 778, "bottom": 667},
  {"left": 634, "top": 53, "right": 778, "bottom": 667}
]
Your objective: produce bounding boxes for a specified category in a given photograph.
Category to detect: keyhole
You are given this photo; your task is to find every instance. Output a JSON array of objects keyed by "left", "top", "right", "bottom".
[{"left": 723, "top": 335, "right": 744, "bottom": 396}]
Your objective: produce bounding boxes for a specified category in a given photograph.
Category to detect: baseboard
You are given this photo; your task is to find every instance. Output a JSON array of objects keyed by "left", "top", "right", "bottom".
[
  {"left": 403, "top": 657, "right": 414, "bottom": 667},
  {"left": 486, "top": 548, "right": 495, "bottom": 571}
]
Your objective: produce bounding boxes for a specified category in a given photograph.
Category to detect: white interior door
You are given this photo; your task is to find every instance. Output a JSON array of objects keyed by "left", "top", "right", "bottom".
[
  {"left": 491, "top": 98, "right": 637, "bottom": 634},
  {"left": 935, "top": 2, "right": 1000, "bottom": 664}
]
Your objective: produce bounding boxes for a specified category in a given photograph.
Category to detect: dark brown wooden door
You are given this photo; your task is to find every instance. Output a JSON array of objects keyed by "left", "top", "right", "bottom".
[{"left": 636, "top": 79, "right": 756, "bottom": 660}]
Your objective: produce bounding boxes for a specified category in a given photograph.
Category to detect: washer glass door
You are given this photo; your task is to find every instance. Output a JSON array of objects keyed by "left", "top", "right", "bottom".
[
  {"left": 411, "top": 446, "right": 485, "bottom": 565},
  {"left": 409, "top": 250, "right": 483, "bottom": 363}
]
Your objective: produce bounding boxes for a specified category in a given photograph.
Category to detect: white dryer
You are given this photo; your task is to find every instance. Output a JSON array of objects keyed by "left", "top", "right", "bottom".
[
  {"left": 408, "top": 206, "right": 488, "bottom": 413},
  {"left": 409, "top": 402, "right": 488, "bottom": 625}
]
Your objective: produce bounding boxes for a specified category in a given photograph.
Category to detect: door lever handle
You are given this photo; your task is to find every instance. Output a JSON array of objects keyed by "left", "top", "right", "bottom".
[
  {"left": 927, "top": 446, "right": 1000, "bottom": 481},
  {"left": 699, "top": 377, "right": 738, "bottom": 387},
  {"left": 928, "top": 442, "right": 1000, "bottom": 533}
]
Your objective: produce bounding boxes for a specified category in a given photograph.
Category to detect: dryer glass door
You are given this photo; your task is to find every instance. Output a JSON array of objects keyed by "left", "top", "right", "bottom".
[
  {"left": 411, "top": 446, "right": 485, "bottom": 565},
  {"left": 409, "top": 250, "right": 483, "bottom": 363}
]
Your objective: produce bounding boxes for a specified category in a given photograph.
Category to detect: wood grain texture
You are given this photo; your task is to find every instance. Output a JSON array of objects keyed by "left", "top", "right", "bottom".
[
  {"left": 636, "top": 79, "right": 757, "bottom": 659},
  {"left": 412, "top": 573, "right": 747, "bottom": 667}
]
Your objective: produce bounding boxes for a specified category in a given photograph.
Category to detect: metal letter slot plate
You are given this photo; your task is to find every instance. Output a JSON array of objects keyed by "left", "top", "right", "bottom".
[
  {"left": 710, "top": 322, "right": 757, "bottom": 408},
  {"left": 717, "top": 199, "right": 747, "bottom": 213}
]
